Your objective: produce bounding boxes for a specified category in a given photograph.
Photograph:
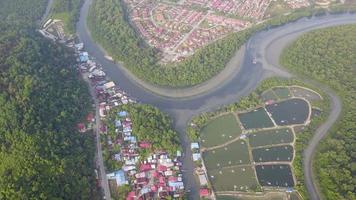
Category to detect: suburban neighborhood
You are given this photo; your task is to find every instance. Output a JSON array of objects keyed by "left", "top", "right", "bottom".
[{"left": 123, "top": 0, "right": 316, "bottom": 62}]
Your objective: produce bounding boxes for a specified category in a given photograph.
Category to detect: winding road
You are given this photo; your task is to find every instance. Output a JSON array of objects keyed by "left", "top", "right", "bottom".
[{"left": 75, "top": 0, "right": 356, "bottom": 199}]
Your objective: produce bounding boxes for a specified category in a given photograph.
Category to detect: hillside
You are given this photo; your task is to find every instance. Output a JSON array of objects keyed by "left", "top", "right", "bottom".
[{"left": 0, "top": 0, "right": 98, "bottom": 199}]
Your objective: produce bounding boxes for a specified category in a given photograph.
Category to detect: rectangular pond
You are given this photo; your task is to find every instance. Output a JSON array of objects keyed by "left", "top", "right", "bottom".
[
  {"left": 208, "top": 166, "right": 258, "bottom": 191},
  {"left": 249, "top": 128, "right": 294, "bottom": 148},
  {"left": 238, "top": 107, "right": 274, "bottom": 130},
  {"left": 252, "top": 145, "right": 294, "bottom": 163},
  {"left": 255, "top": 164, "right": 294, "bottom": 187},
  {"left": 200, "top": 114, "right": 241, "bottom": 148},
  {"left": 203, "top": 140, "right": 250, "bottom": 170},
  {"left": 266, "top": 98, "right": 309, "bottom": 126}
]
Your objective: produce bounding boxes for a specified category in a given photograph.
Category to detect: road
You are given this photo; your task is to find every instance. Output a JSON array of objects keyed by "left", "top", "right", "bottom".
[
  {"left": 87, "top": 78, "right": 112, "bottom": 200},
  {"left": 76, "top": 0, "right": 356, "bottom": 198}
]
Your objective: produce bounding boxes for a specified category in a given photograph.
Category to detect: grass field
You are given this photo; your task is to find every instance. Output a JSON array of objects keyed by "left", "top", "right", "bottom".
[
  {"left": 203, "top": 140, "right": 250, "bottom": 170},
  {"left": 249, "top": 128, "right": 294, "bottom": 148},
  {"left": 208, "top": 166, "right": 258, "bottom": 191},
  {"left": 252, "top": 145, "right": 294, "bottom": 163},
  {"left": 273, "top": 87, "right": 291, "bottom": 99},
  {"left": 238, "top": 108, "right": 274, "bottom": 129},
  {"left": 200, "top": 114, "right": 241, "bottom": 148}
]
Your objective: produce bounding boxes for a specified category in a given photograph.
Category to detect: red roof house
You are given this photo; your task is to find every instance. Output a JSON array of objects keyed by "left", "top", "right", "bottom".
[
  {"left": 200, "top": 188, "right": 210, "bottom": 197},
  {"left": 126, "top": 191, "right": 135, "bottom": 200},
  {"left": 86, "top": 113, "right": 94, "bottom": 122},
  {"left": 139, "top": 142, "right": 151, "bottom": 148},
  {"left": 140, "top": 164, "right": 151, "bottom": 172},
  {"left": 77, "top": 123, "right": 85, "bottom": 133}
]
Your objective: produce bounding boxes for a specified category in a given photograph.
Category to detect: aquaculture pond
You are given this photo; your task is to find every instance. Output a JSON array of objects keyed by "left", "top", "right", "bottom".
[
  {"left": 203, "top": 140, "right": 250, "bottom": 170},
  {"left": 252, "top": 145, "right": 294, "bottom": 163},
  {"left": 266, "top": 98, "right": 309, "bottom": 126},
  {"left": 249, "top": 128, "right": 294, "bottom": 148},
  {"left": 261, "top": 90, "right": 278, "bottom": 102},
  {"left": 216, "top": 196, "right": 238, "bottom": 200},
  {"left": 200, "top": 114, "right": 241, "bottom": 148},
  {"left": 273, "top": 87, "right": 291, "bottom": 99},
  {"left": 238, "top": 107, "right": 274, "bottom": 129},
  {"left": 208, "top": 166, "right": 258, "bottom": 191},
  {"left": 255, "top": 164, "right": 294, "bottom": 187},
  {"left": 290, "top": 86, "right": 322, "bottom": 102}
]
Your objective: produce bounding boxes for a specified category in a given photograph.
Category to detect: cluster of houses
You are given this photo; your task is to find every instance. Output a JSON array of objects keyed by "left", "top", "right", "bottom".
[
  {"left": 186, "top": 0, "right": 272, "bottom": 20},
  {"left": 124, "top": 0, "right": 254, "bottom": 62},
  {"left": 190, "top": 143, "right": 214, "bottom": 199},
  {"left": 39, "top": 19, "right": 73, "bottom": 43},
  {"left": 69, "top": 41, "right": 186, "bottom": 199},
  {"left": 284, "top": 0, "right": 311, "bottom": 9},
  {"left": 72, "top": 43, "right": 136, "bottom": 134},
  {"left": 106, "top": 111, "right": 186, "bottom": 199}
]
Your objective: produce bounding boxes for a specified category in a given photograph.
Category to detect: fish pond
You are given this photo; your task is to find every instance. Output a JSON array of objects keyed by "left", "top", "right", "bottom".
[
  {"left": 255, "top": 164, "right": 294, "bottom": 187},
  {"left": 238, "top": 107, "right": 274, "bottom": 129},
  {"left": 203, "top": 140, "right": 250, "bottom": 170},
  {"left": 200, "top": 114, "right": 241, "bottom": 148},
  {"left": 266, "top": 98, "right": 309, "bottom": 126},
  {"left": 208, "top": 166, "right": 258, "bottom": 191},
  {"left": 249, "top": 128, "right": 294, "bottom": 148},
  {"left": 252, "top": 145, "right": 294, "bottom": 163}
]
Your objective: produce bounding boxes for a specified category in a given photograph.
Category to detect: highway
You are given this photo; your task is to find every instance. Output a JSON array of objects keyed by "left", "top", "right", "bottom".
[{"left": 75, "top": 0, "right": 356, "bottom": 199}]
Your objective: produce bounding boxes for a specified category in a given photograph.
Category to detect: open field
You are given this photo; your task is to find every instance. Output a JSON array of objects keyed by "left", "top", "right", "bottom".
[
  {"left": 208, "top": 166, "right": 258, "bottom": 191},
  {"left": 252, "top": 145, "right": 294, "bottom": 163},
  {"left": 238, "top": 108, "right": 274, "bottom": 129},
  {"left": 266, "top": 98, "right": 309, "bottom": 126},
  {"left": 200, "top": 114, "right": 241, "bottom": 148},
  {"left": 256, "top": 164, "right": 294, "bottom": 187},
  {"left": 203, "top": 140, "right": 250, "bottom": 170},
  {"left": 249, "top": 128, "right": 293, "bottom": 148}
]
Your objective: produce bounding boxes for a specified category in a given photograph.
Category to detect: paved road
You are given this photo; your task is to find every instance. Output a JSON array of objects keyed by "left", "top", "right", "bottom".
[
  {"left": 76, "top": 1, "right": 356, "bottom": 198},
  {"left": 303, "top": 86, "right": 342, "bottom": 200},
  {"left": 84, "top": 75, "right": 112, "bottom": 200}
]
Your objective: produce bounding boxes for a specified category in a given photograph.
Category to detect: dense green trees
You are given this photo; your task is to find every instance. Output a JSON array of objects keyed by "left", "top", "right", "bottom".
[
  {"left": 110, "top": 104, "right": 181, "bottom": 156},
  {"left": 0, "top": 0, "right": 47, "bottom": 24},
  {"left": 0, "top": 0, "right": 98, "bottom": 198},
  {"left": 281, "top": 24, "right": 356, "bottom": 200},
  {"left": 50, "top": 0, "right": 83, "bottom": 33},
  {"left": 0, "top": 24, "right": 98, "bottom": 199}
]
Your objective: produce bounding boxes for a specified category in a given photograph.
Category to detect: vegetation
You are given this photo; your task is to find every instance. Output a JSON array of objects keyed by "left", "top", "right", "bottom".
[
  {"left": 0, "top": 24, "right": 98, "bottom": 199},
  {"left": 50, "top": 0, "right": 83, "bottom": 33},
  {"left": 0, "top": 0, "right": 98, "bottom": 198},
  {"left": 0, "top": 0, "right": 47, "bottom": 25},
  {"left": 107, "top": 104, "right": 181, "bottom": 157},
  {"left": 281, "top": 24, "right": 356, "bottom": 200}
]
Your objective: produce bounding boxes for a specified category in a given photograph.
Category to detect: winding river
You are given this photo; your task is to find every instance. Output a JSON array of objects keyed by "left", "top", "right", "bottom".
[{"left": 76, "top": 0, "right": 356, "bottom": 199}]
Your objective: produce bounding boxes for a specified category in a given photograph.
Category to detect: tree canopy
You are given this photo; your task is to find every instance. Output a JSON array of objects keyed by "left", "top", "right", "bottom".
[
  {"left": 0, "top": 0, "right": 98, "bottom": 198},
  {"left": 281, "top": 24, "right": 356, "bottom": 200}
]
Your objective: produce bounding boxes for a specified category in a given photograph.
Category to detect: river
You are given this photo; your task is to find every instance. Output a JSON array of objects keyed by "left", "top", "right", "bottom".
[{"left": 76, "top": 0, "right": 356, "bottom": 198}]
